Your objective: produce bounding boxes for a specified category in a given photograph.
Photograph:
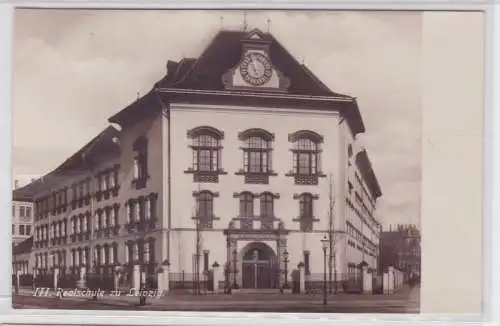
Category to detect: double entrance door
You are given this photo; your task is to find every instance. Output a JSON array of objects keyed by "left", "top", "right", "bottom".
[{"left": 241, "top": 248, "right": 275, "bottom": 289}]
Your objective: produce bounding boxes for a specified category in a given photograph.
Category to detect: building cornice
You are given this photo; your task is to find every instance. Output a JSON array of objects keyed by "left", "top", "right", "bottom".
[{"left": 155, "top": 88, "right": 354, "bottom": 102}]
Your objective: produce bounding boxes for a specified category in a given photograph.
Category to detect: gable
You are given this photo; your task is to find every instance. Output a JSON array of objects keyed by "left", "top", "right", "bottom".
[{"left": 110, "top": 29, "right": 366, "bottom": 136}]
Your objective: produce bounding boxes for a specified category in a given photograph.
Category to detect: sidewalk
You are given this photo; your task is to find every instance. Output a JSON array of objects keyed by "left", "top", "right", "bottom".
[{"left": 14, "top": 285, "right": 419, "bottom": 310}]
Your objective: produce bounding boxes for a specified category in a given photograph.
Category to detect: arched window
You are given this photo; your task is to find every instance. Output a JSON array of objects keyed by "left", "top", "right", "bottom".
[
  {"left": 194, "top": 190, "right": 219, "bottom": 229},
  {"left": 237, "top": 129, "right": 276, "bottom": 184},
  {"left": 287, "top": 130, "right": 325, "bottom": 185},
  {"left": 260, "top": 193, "right": 274, "bottom": 218},
  {"left": 260, "top": 192, "right": 279, "bottom": 230},
  {"left": 186, "top": 126, "right": 225, "bottom": 183},
  {"left": 132, "top": 136, "right": 149, "bottom": 189},
  {"left": 294, "top": 138, "right": 320, "bottom": 175},
  {"left": 94, "top": 246, "right": 101, "bottom": 266},
  {"left": 244, "top": 136, "right": 270, "bottom": 173},
  {"left": 300, "top": 193, "right": 313, "bottom": 218},
  {"left": 193, "top": 134, "right": 220, "bottom": 172},
  {"left": 239, "top": 192, "right": 254, "bottom": 218},
  {"left": 143, "top": 241, "right": 150, "bottom": 263},
  {"left": 110, "top": 243, "right": 118, "bottom": 264},
  {"left": 293, "top": 193, "right": 319, "bottom": 232},
  {"left": 239, "top": 192, "right": 254, "bottom": 229}
]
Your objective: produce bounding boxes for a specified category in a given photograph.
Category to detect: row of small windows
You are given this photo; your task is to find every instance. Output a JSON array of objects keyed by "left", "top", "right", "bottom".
[
  {"left": 185, "top": 127, "right": 326, "bottom": 185},
  {"left": 12, "top": 261, "right": 29, "bottom": 275},
  {"left": 34, "top": 165, "right": 121, "bottom": 221},
  {"left": 346, "top": 197, "right": 379, "bottom": 240},
  {"left": 33, "top": 193, "right": 158, "bottom": 249},
  {"left": 193, "top": 190, "right": 319, "bottom": 231},
  {"left": 34, "top": 238, "right": 155, "bottom": 270},
  {"left": 346, "top": 221, "right": 378, "bottom": 255},
  {"left": 12, "top": 224, "right": 31, "bottom": 236}
]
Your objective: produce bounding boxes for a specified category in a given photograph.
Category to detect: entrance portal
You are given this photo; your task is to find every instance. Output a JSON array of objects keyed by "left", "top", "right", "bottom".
[{"left": 241, "top": 246, "right": 275, "bottom": 289}]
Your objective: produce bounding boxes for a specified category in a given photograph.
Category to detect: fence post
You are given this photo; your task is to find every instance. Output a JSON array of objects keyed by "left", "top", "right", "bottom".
[
  {"left": 298, "top": 263, "right": 305, "bottom": 294},
  {"left": 133, "top": 265, "right": 140, "bottom": 290}
]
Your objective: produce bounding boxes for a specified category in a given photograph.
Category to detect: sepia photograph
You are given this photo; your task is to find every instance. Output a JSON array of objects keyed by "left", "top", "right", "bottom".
[{"left": 10, "top": 9, "right": 425, "bottom": 313}]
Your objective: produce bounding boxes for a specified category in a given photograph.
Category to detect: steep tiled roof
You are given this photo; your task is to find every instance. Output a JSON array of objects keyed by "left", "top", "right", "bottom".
[
  {"left": 12, "top": 126, "right": 120, "bottom": 201},
  {"left": 156, "top": 29, "right": 352, "bottom": 98},
  {"left": 13, "top": 237, "right": 33, "bottom": 255},
  {"left": 355, "top": 149, "right": 382, "bottom": 199},
  {"left": 109, "top": 29, "right": 365, "bottom": 135}
]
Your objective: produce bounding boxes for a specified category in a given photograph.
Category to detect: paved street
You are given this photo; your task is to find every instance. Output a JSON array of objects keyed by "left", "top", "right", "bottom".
[{"left": 12, "top": 286, "right": 419, "bottom": 313}]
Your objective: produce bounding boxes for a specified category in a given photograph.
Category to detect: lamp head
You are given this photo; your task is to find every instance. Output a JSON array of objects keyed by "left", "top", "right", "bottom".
[{"left": 321, "top": 235, "right": 329, "bottom": 250}]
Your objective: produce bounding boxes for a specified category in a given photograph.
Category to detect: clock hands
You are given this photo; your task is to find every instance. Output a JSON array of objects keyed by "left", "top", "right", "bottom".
[{"left": 249, "top": 54, "right": 259, "bottom": 77}]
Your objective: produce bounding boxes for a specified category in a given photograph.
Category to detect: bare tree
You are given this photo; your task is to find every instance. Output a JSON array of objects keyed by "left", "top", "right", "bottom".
[
  {"left": 327, "top": 173, "right": 339, "bottom": 294},
  {"left": 194, "top": 215, "right": 202, "bottom": 295}
]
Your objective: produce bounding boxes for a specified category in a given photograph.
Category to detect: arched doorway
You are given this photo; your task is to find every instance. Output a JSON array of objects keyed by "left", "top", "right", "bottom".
[{"left": 241, "top": 243, "right": 276, "bottom": 289}]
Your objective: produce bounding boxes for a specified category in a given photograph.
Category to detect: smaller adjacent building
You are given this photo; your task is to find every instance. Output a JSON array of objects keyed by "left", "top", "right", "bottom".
[
  {"left": 379, "top": 224, "right": 420, "bottom": 282},
  {"left": 12, "top": 236, "right": 34, "bottom": 289},
  {"left": 12, "top": 237, "right": 33, "bottom": 276},
  {"left": 12, "top": 180, "right": 34, "bottom": 245}
]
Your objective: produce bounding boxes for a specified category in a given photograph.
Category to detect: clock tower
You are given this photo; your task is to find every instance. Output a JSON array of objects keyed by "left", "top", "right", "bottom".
[{"left": 222, "top": 29, "right": 291, "bottom": 92}]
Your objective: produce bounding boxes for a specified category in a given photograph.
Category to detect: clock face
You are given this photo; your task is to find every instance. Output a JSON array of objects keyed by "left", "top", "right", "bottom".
[{"left": 239, "top": 52, "right": 273, "bottom": 86}]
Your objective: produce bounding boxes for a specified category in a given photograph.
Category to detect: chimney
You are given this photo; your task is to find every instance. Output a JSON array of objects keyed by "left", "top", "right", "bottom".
[
  {"left": 166, "top": 60, "right": 179, "bottom": 76},
  {"left": 14, "top": 180, "right": 19, "bottom": 189}
]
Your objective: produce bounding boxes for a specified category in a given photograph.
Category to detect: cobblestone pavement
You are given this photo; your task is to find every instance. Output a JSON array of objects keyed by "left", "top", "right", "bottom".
[{"left": 12, "top": 286, "right": 419, "bottom": 314}]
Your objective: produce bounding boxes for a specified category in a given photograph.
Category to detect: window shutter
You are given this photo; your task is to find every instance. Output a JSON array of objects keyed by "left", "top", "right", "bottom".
[{"left": 292, "top": 152, "right": 298, "bottom": 173}]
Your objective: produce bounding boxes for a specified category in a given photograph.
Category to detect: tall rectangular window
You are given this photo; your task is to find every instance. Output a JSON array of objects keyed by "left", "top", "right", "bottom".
[{"left": 203, "top": 251, "right": 209, "bottom": 272}]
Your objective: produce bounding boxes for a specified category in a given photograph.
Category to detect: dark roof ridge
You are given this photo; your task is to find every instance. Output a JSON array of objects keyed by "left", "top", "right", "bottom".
[
  {"left": 12, "top": 125, "right": 120, "bottom": 200},
  {"left": 171, "top": 30, "right": 236, "bottom": 86}
]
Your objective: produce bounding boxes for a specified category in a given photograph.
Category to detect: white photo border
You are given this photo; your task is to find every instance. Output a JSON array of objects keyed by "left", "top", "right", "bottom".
[{"left": 0, "top": 1, "right": 497, "bottom": 325}]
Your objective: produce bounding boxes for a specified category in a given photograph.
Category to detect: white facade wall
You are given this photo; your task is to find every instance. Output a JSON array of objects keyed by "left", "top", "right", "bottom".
[
  {"left": 168, "top": 103, "right": 347, "bottom": 282},
  {"left": 12, "top": 200, "right": 34, "bottom": 245}
]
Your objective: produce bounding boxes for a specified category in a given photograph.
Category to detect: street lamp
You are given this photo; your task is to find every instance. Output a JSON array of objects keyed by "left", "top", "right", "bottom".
[
  {"left": 282, "top": 250, "right": 290, "bottom": 290},
  {"left": 321, "top": 235, "right": 329, "bottom": 306}
]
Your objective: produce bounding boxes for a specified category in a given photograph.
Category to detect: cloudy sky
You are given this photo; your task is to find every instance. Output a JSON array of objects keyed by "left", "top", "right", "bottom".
[{"left": 11, "top": 9, "right": 422, "bottom": 229}]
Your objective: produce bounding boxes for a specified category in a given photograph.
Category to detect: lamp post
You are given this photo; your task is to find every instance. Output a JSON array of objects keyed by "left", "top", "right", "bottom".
[
  {"left": 231, "top": 249, "right": 238, "bottom": 289},
  {"left": 32, "top": 267, "right": 36, "bottom": 292},
  {"left": 225, "top": 229, "right": 230, "bottom": 294},
  {"left": 283, "top": 250, "right": 290, "bottom": 290},
  {"left": 321, "top": 235, "right": 328, "bottom": 306}
]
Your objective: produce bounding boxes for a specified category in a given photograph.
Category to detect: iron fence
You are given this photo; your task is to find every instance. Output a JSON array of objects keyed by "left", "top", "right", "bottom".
[
  {"left": 300, "top": 273, "right": 364, "bottom": 294},
  {"left": 169, "top": 272, "right": 211, "bottom": 293}
]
